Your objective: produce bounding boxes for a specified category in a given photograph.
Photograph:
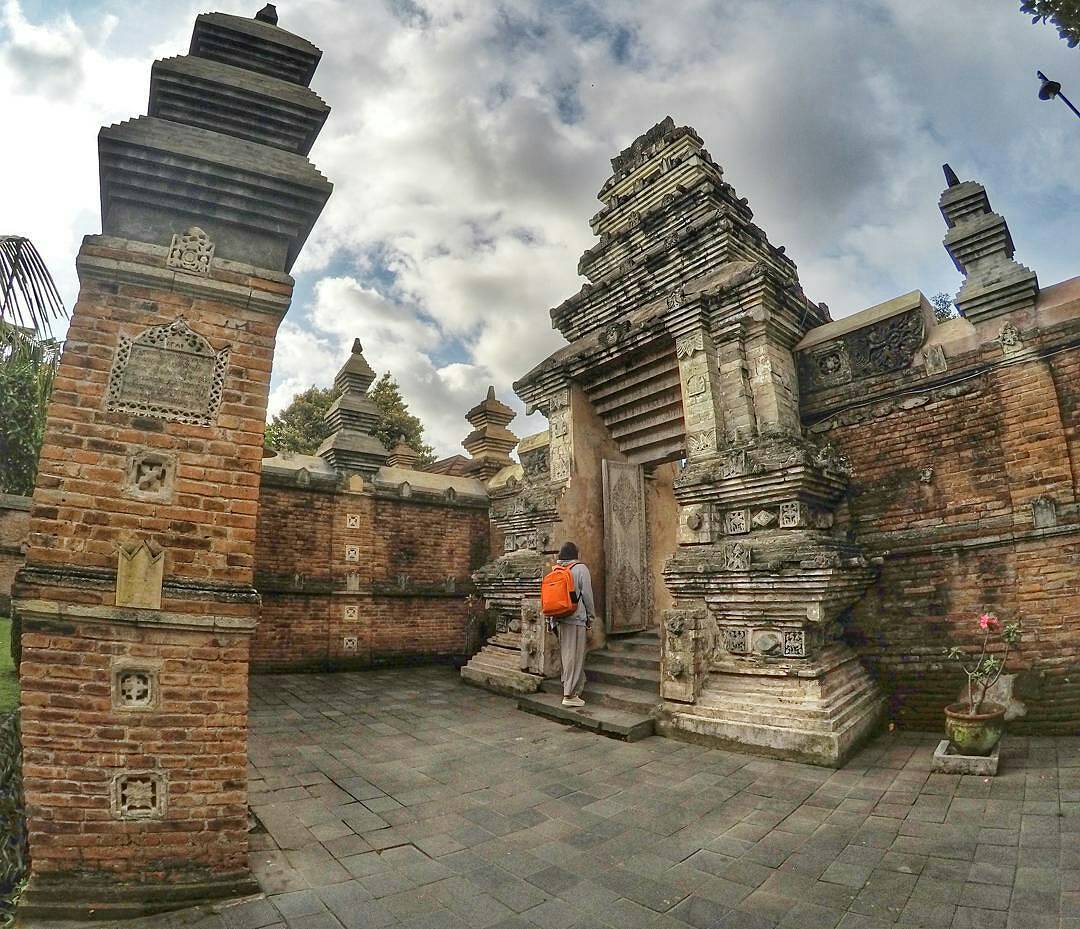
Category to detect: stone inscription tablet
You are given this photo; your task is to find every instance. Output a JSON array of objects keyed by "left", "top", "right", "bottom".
[{"left": 106, "top": 318, "right": 229, "bottom": 426}]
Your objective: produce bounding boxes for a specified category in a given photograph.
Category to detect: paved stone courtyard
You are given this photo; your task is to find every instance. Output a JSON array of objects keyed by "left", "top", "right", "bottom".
[{"left": 153, "top": 667, "right": 1078, "bottom": 929}]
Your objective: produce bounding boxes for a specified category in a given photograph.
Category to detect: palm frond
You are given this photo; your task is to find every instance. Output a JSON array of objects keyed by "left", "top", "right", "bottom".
[{"left": 0, "top": 236, "right": 66, "bottom": 336}]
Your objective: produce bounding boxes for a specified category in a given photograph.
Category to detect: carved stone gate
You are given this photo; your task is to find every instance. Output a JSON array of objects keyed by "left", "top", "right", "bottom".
[{"left": 602, "top": 460, "right": 648, "bottom": 633}]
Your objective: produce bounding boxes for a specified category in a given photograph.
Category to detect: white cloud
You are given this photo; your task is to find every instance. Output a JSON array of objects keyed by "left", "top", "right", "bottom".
[{"left": 3, "top": 0, "right": 1078, "bottom": 457}]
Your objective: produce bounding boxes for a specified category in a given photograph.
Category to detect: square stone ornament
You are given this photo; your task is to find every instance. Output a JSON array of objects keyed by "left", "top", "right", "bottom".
[{"left": 932, "top": 739, "right": 1000, "bottom": 775}]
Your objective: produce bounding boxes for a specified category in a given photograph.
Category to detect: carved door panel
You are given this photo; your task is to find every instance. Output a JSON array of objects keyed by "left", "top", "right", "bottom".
[{"left": 602, "top": 460, "right": 649, "bottom": 634}]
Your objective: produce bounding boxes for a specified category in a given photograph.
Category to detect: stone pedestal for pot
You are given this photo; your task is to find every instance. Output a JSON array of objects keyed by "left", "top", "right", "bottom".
[{"left": 933, "top": 739, "right": 1000, "bottom": 775}]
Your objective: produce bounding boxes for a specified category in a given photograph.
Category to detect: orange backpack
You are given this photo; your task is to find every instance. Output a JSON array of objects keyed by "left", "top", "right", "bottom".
[{"left": 540, "top": 562, "right": 579, "bottom": 617}]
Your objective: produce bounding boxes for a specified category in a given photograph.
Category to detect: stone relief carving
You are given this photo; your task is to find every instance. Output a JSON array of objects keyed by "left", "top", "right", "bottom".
[
  {"left": 721, "top": 450, "right": 748, "bottom": 479},
  {"left": 925, "top": 344, "right": 947, "bottom": 375},
  {"left": 124, "top": 450, "right": 176, "bottom": 502},
  {"left": 800, "top": 308, "right": 926, "bottom": 393},
  {"left": 722, "top": 626, "right": 749, "bottom": 654},
  {"left": 112, "top": 771, "right": 167, "bottom": 819},
  {"left": 724, "top": 542, "right": 751, "bottom": 571},
  {"left": 999, "top": 321, "right": 1022, "bottom": 355},
  {"left": 166, "top": 226, "right": 215, "bottom": 275},
  {"left": 725, "top": 509, "right": 749, "bottom": 535},
  {"left": 105, "top": 317, "right": 230, "bottom": 427},
  {"left": 779, "top": 501, "right": 805, "bottom": 529},
  {"left": 676, "top": 331, "right": 703, "bottom": 358},
  {"left": 848, "top": 309, "right": 926, "bottom": 374},
  {"left": 752, "top": 509, "right": 777, "bottom": 528},
  {"left": 346, "top": 513, "right": 361, "bottom": 529},
  {"left": 111, "top": 661, "right": 160, "bottom": 711},
  {"left": 782, "top": 629, "right": 807, "bottom": 658},
  {"left": 550, "top": 446, "right": 571, "bottom": 482},
  {"left": 1032, "top": 496, "right": 1057, "bottom": 529},
  {"left": 687, "top": 429, "right": 717, "bottom": 457}
]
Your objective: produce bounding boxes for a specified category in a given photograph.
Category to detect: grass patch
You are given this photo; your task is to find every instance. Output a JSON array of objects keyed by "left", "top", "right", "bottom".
[{"left": 0, "top": 619, "right": 18, "bottom": 714}]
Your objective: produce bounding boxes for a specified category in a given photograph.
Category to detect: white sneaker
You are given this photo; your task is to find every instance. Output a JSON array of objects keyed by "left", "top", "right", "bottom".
[{"left": 562, "top": 696, "right": 585, "bottom": 708}]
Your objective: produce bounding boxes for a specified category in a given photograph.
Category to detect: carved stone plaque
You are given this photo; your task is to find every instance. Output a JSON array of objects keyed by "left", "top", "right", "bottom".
[
  {"left": 106, "top": 318, "right": 229, "bottom": 426},
  {"left": 603, "top": 460, "right": 648, "bottom": 633}
]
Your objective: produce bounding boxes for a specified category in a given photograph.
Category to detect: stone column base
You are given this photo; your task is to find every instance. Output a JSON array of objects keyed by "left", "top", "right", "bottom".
[
  {"left": 461, "top": 636, "right": 543, "bottom": 696},
  {"left": 16, "top": 871, "right": 260, "bottom": 925},
  {"left": 656, "top": 646, "right": 885, "bottom": 767}
]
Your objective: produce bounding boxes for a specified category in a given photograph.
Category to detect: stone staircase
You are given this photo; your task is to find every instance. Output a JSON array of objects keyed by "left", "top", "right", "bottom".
[{"left": 517, "top": 630, "right": 660, "bottom": 741}]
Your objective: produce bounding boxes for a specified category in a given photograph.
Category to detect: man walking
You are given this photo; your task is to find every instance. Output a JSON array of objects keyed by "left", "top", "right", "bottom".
[{"left": 552, "top": 541, "right": 594, "bottom": 708}]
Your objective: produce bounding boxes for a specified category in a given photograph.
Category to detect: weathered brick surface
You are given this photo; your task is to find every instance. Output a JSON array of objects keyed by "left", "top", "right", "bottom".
[
  {"left": 23, "top": 242, "right": 278, "bottom": 588},
  {"left": 0, "top": 495, "right": 30, "bottom": 612},
  {"left": 810, "top": 321, "right": 1080, "bottom": 732},
  {"left": 13, "top": 239, "right": 286, "bottom": 893},
  {"left": 18, "top": 618, "right": 250, "bottom": 881},
  {"left": 252, "top": 483, "right": 490, "bottom": 670}
]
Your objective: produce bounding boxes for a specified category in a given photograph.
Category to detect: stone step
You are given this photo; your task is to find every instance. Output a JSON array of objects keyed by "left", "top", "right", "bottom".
[
  {"left": 540, "top": 677, "right": 659, "bottom": 714},
  {"left": 587, "top": 649, "right": 660, "bottom": 673},
  {"left": 517, "top": 692, "right": 654, "bottom": 742},
  {"left": 605, "top": 632, "right": 660, "bottom": 653},
  {"left": 587, "top": 662, "right": 661, "bottom": 693}
]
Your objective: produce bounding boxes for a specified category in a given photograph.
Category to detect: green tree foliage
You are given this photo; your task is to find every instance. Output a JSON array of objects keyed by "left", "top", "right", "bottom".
[
  {"left": 1022, "top": 0, "right": 1080, "bottom": 47},
  {"left": 931, "top": 292, "right": 958, "bottom": 323},
  {"left": 369, "top": 373, "right": 436, "bottom": 466},
  {"left": 0, "top": 325, "right": 62, "bottom": 496},
  {"left": 264, "top": 385, "right": 337, "bottom": 454}
]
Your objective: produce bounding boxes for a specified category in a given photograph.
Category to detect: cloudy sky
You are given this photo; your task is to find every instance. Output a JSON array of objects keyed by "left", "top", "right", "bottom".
[{"left": 3, "top": 0, "right": 1078, "bottom": 455}]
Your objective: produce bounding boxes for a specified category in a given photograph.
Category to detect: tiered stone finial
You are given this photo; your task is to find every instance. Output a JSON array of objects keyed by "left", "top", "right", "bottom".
[
  {"left": 940, "top": 164, "right": 1038, "bottom": 324},
  {"left": 317, "top": 340, "right": 389, "bottom": 475},
  {"left": 462, "top": 386, "right": 519, "bottom": 480},
  {"left": 386, "top": 441, "right": 418, "bottom": 469},
  {"left": 99, "top": 7, "right": 333, "bottom": 272}
]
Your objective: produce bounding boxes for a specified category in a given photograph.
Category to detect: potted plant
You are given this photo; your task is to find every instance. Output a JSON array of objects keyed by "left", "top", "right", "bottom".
[{"left": 943, "top": 613, "right": 1021, "bottom": 756}]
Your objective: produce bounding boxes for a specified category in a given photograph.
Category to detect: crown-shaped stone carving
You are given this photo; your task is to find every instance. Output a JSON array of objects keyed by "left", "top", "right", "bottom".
[{"left": 939, "top": 164, "right": 1038, "bottom": 324}]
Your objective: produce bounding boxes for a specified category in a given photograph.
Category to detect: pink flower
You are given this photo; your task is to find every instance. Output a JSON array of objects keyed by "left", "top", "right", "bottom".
[{"left": 978, "top": 613, "right": 1000, "bottom": 631}]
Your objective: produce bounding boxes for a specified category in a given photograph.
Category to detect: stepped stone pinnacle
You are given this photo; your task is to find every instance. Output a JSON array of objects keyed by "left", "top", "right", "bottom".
[
  {"left": 317, "top": 340, "right": 389, "bottom": 476},
  {"left": 940, "top": 166, "right": 1038, "bottom": 324},
  {"left": 386, "top": 441, "right": 419, "bottom": 470},
  {"left": 101, "top": 6, "right": 332, "bottom": 271},
  {"left": 462, "top": 386, "right": 519, "bottom": 480}
]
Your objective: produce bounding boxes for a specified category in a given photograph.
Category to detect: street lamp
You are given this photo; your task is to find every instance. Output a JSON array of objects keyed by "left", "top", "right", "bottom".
[{"left": 1037, "top": 71, "right": 1080, "bottom": 119}]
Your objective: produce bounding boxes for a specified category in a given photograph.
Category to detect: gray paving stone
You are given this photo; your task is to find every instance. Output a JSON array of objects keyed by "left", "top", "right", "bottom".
[
  {"left": 271, "top": 890, "right": 326, "bottom": 920},
  {"left": 241, "top": 670, "right": 1073, "bottom": 929}
]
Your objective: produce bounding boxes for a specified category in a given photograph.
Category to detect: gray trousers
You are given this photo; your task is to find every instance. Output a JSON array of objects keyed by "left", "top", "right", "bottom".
[{"left": 559, "top": 623, "right": 587, "bottom": 697}]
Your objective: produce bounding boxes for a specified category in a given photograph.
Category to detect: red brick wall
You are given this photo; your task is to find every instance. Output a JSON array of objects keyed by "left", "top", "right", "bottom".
[
  {"left": 252, "top": 482, "right": 490, "bottom": 670},
  {"left": 18, "top": 621, "right": 249, "bottom": 882},
  {"left": 808, "top": 323, "right": 1080, "bottom": 732},
  {"left": 0, "top": 495, "right": 30, "bottom": 612},
  {"left": 23, "top": 240, "right": 282, "bottom": 591},
  {"left": 14, "top": 238, "right": 286, "bottom": 892}
]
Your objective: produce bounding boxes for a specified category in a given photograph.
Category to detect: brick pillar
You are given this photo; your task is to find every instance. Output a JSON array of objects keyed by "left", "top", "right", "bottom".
[{"left": 12, "top": 8, "right": 332, "bottom": 921}]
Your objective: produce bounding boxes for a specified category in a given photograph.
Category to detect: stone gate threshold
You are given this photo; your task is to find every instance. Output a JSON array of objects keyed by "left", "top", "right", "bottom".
[{"left": 20, "top": 667, "right": 1080, "bottom": 929}]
